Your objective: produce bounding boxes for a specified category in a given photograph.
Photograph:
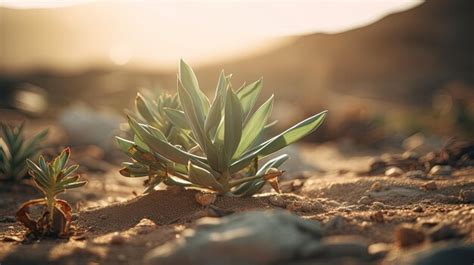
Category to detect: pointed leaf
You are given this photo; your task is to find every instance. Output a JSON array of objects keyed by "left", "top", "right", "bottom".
[
  {"left": 223, "top": 87, "right": 243, "bottom": 163},
  {"left": 187, "top": 162, "right": 224, "bottom": 192},
  {"left": 233, "top": 95, "right": 273, "bottom": 158},
  {"left": 236, "top": 79, "right": 262, "bottom": 121}
]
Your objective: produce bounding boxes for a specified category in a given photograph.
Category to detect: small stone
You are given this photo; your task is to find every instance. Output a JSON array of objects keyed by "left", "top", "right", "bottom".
[
  {"left": 287, "top": 201, "right": 324, "bottom": 213},
  {"left": 99, "top": 214, "right": 107, "bottom": 220},
  {"left": 134, "top": 218, "right": 157, "bottom": 234},
  {"left": 371, "top": 201, "right": 385, "bottom": 210},
  {"left": 429, "top": 165, "right": 452, "bottom": 176},
  {"left": 385, "top": 167, "right": 404, "bottom": 177},
  {"left": 370, "top": 181, "right": 382, "bottom": 192},
  {"left": 368, "top": 243, "right": 391, "bottom": 258},
  {"left": 325, "top": 215, "right": 346, "bottom": 231},
  {"left": 268, "top": 195, "right": 288, "bottom": 208},
  {"left": 406, "top": 170, "right": 427, "bottom": 179},
  {"left": 394, "top": 226, "right": 425, "bottom": 248},
  {"left": 429, "top": 223, "right": 464, "bottom": 242},
  {"left": 291, "top": 179, "right": 304, "bottom": 190},
  {"left": 110, "top": 233, "right": 127, "bottom": 245},
  {"left": 459, "top": 189, "right": 474, "bottom": 203},
  {"left": 422, "top": 181, "right": 437, "bottom": 191},
  {"left": 370, "top": 211, "right": 385, "bottom": 223},
  {"left": 195, "top": 192, "right": 217, "bottom": 207},
  {"left": 358, "top": 196, "right": 372, "bottom": 205},
  {"left": 413, "top": 205, "right": 424, "bottom": 213}
]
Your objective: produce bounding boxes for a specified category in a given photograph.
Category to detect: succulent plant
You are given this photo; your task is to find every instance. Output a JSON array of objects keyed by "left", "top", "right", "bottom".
[
  {"left": 117, "top": 60, "right": 327, "bottom": 196},
  {"left": 0, "top": 122, "right": 48, "bottom": 181},
  {"left": 16, "top": 148, "right": 87, "bottom": 237},
  {"left": 118, "top": 92, "right": 198, "bottom": 192}
]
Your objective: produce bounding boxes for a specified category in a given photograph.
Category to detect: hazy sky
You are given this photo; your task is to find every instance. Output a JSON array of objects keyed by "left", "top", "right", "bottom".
[{"left": 0, "top": 0, "right": 423, "bottom": 72}]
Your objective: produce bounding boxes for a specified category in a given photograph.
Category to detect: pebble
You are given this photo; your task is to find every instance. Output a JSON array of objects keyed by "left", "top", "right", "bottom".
[
  {"left": 195, "top": 193, "right": 217, "bottom": 207},
  {"left": 413, "top": 205, "right": 424, "bottom": 213},
  {"left": 287, "top": 201, "right": 324, "bottom": 213},
  {"left": 325, "top": 215, "right": 346, "bottom": 231},
  {"left": 371, "top": 201, "right": 386, "bottom": 210},
  {"left": 459, "top": 189, "right": 474, "bottom": 203},
  {"left": 134, "top": 218, "right": 157, "bottom": 235},
  {"left": 422, "top": 181, "right": 437, "bottom": 191},
  {"left": 385, "top": 167, "right": 404, "bottom": 177},
  {"left": 428, "top": 223, "right": 464, "bottom": 242},
  {"left": 429, "top": 165, "right": 452, "bottom": 176},
  {"left": 358, "top": 196, "right": 372, "bottom": 205},
  {"left": 394, "top": 226, "right": 425, "bottom": 248},
  {"left": 268, "top": 195, "right": 287, "bottom": 208},
  {"left": 370, "top": 181, "right": 382, "bottom": 192},
  {"left": 368, "top": 242, "right": 391, "bottom": 258},
  {"left": 406, "top": 170, "right": 427, "bottom": 179},
  {"left": 291, "top": 179, "right": 304, "bottom": 190}
]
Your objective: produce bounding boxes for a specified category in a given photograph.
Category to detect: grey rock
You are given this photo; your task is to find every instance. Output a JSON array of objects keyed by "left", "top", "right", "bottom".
[
  {"left": 145, "top": 210, "right": 322, "bottom": 265},
  {"left": 59, "top": 104, "right": 122, "bottom": 151},
  {"left": 388, "top": 243, "right": 474, "bottom": 265}
]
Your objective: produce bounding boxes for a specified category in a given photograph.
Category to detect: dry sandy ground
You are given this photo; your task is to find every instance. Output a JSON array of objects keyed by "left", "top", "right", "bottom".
[{"left": 0, "top": 143, "right": 472, "bottom": 265}]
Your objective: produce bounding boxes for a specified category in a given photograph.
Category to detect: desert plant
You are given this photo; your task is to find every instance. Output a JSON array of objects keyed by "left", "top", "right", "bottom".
[
  {"left": 0, "top": 122, "right": 48, "bottom": 181},
  {"left": 16, "top": 148, "right": 87, "bottom": 237},
  {"left": 117, "top": 60, "right": 327, "bottom": 196},
  {"left": 119, "top": 92, "right": 198, "bottom": 192}
]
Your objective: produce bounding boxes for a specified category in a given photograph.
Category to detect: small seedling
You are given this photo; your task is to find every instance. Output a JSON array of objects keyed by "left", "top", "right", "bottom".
[
  {"left": 16, "top": 148, "right": 87, "bottom": 237},
  {"left": 0, "top": 122, "right": 48, "bottom": 181},
  {"left": 117, "top": 60, "right": 327, "bottom": 196}
]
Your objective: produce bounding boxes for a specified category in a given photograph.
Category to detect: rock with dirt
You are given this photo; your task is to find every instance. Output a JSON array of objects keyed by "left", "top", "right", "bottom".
[{"left": 144, "top": 210, "right": 322, "bottom": 265}]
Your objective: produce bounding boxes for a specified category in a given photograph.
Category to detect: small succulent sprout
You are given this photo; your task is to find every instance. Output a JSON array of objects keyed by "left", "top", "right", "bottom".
[
  {"left": 118, "top": 59, "right": 327, "bottom": 196},
  {"left": 0, "top": 122, "right": 48, "bottom": 181},
  {"left": 16, "top": 148, "right": 87, "bottom": 237}
]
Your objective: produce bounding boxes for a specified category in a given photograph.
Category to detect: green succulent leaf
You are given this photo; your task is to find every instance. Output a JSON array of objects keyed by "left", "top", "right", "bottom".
[
  {"left": 178, "top": 59, "right": 210, "bottom": 119},
  {"left": 236, "top": 79, "right": 262, "bottom": 122},
  {"left": 233, "top": 95, "right": 274, "bottom": 158},
  {"left": 223, "top": 87, "right": 243, "bottom": 164},
  {"left": 187, "top": 162, "right": 224, "bottom": 192},
  {"left": 205, "top": 71, "right": 227, "bottom": 138},
  {"left": 163, "top": 108, "right": 191, "bottom": 131}
]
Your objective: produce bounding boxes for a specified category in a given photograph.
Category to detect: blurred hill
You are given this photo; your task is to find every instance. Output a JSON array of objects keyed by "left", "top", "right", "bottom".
[{"left": 1, "top": 0, "right": 473, "bottom": 141}]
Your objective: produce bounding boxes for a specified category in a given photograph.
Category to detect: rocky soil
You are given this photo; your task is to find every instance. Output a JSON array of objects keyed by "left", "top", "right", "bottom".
[{"left": 0, "top": 138, "right": 472, "bottom": 265}]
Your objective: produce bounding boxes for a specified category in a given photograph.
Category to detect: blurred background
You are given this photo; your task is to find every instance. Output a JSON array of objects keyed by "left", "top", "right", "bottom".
[{"left": 0, "top": 0, "right": 473, "bottom": 154}]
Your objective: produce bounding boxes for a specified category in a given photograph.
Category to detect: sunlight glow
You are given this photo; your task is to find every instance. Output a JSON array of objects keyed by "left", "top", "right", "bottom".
[{"left": 0, "top": 0, "right": 423, "bottom": 72}]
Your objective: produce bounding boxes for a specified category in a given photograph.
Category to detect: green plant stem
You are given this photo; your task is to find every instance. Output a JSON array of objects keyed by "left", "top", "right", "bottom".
[
  {"left": 46, "top": 195, "right": 55, "bottom": 226},
  {"left": 220, "top": 170, "right": 231, "bottom": 193}
]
